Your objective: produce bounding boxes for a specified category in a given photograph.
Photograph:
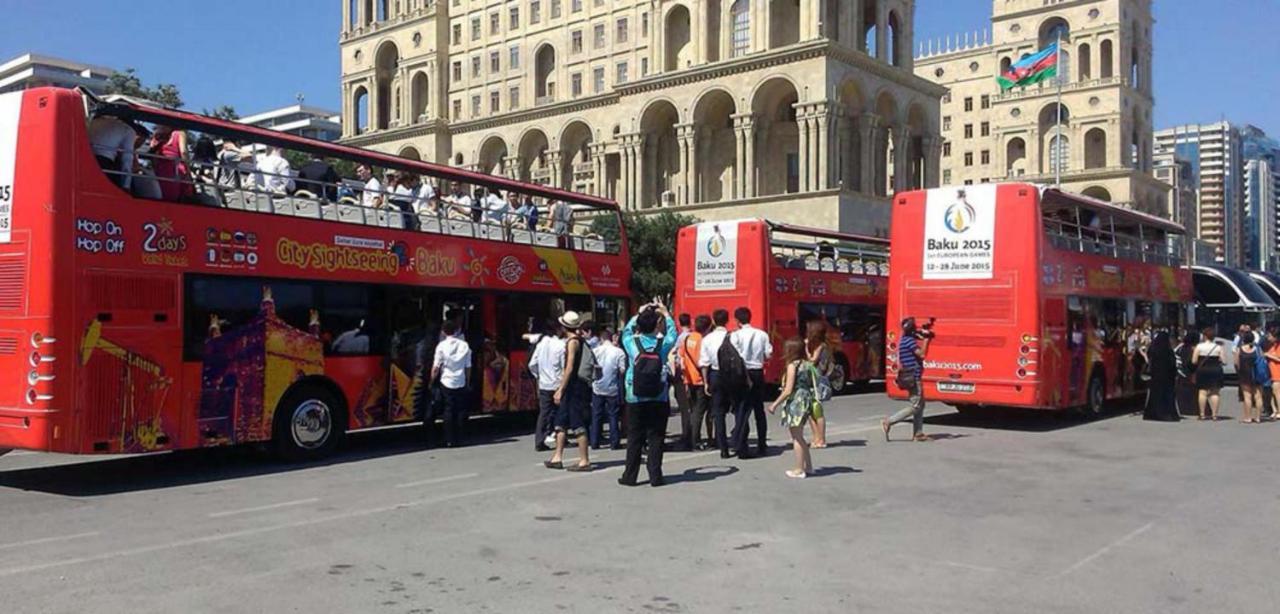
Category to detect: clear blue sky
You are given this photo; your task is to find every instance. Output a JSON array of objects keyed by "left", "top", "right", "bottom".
[{"left": 1, "top": 0, "right": 1276, "bottom": 134}]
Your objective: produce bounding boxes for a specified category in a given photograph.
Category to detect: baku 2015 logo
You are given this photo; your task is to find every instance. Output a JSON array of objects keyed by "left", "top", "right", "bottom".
[
  {"left": 943, "top": 191, "right": 976, "bottom": 234},
  {"left": 706, "top": 224, "right": 726, "bottom": 257}
]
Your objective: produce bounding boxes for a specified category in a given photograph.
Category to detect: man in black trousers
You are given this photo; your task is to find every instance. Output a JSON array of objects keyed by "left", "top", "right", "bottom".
[
  {"left": 699, "top": 309, "right": 732, "bottom": 458},
  {"left": 728, "top": 307, "right": 773, "bottom": 459}
]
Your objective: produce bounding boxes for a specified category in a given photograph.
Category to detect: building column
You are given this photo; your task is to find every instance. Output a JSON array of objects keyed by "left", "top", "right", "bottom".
[
  {"left": 545, "top": 150, "right": 562, "bottom": 189},
  {"left": 923, "top": 135, "right": 942, "bottom": 188},
  {"left": 893, "top": 127, "right": 912, "bottom": 193},
  {"left": 799, "top": 0, "right": 815, "bottom": 41},
  {"left": 356, "top": 0, "right": 366, "bottom": 27},
  {"left": 797, "top": 106, "right": 812, "bottom": 193},
  {"left": 676, "top": 123, "right": 696, "bottom": 205},
  {"left": 875, "top": 2, "right": 888, "bottom": 61},
  {"left": 732, "top": 113, "right": 747, "bottom": 199},
  {"left": 342, "top": 0, "right": 352, "bottom": 30},
  {"left": 733, "top": 113, "right": 757, "bottom": 199},
  {"left": 859, "top": 114, "right": 880, "bottom": 194},
  {"left": 816, "top": 102, "right": 833, "bottom": 190},
  {"left": 620, "top": 137, "right": 633, "bottom": 209}
]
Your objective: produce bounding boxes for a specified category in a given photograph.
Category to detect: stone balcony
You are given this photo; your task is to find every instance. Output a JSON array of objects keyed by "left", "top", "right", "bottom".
[{"left": 642, "top": 188, "right": 893, "bottom": 238}]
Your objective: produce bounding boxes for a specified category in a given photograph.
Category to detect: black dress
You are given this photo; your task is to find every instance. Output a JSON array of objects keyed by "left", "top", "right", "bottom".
[{"left": 1144, "top": 339, "right": 1180, "bottom": 422}]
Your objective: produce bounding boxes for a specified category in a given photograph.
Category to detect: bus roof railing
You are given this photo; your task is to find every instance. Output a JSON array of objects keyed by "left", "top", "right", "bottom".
[
  {"left": 78, "top": 87, "right": 619, "bottom": 211},
  {"left": 765, "top": 220, "right": 890, "bottom": 246},
  {"left": 1041, "top": 186, "right": 1185, "bottom": 235}
]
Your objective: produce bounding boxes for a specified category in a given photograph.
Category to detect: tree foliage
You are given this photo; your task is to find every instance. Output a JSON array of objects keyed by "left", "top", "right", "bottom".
[
  {"left": 105, "top": 68, "right": 184, "bottom": 108},
  {"left": 591, "top": 211, "right": 700, "bottom": 303},
  {"left": 203, "top": 105, "right": 239, "bottom": 121}
]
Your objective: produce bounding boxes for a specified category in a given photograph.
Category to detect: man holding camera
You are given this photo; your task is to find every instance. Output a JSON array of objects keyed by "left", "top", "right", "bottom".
[{"left": 882, "top": 317, "right": 932, "bottom": 442}]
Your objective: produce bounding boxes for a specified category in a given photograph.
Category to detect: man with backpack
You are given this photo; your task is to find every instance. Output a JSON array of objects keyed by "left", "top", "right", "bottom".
[
  {"left": 546, "top": 311, "right": 595, "bottom": 472},
  {"left": 618, "top": 300, "right": 679, "bottom": 487},
  {"left": 729, "top": 307, "right": 773, "bottom": 459},
  {"left": 699, "top": 309, "right": 733, "bottom": 458}
]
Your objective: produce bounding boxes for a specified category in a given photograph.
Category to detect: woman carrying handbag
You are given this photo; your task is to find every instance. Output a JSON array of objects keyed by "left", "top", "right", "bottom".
[{"left": 768, "top": 338, "right": 824, "bottom": 479}]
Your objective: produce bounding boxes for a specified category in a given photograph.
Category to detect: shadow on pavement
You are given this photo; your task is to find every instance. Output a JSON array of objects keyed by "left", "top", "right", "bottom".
[
  {"left": 807, "top": 466, "right": 861, "bottom": 478},
  {"left": 664, "top": 466, "right": 738, "bottom": 485},
  {"left": 924, "top": 397, "right": 1144, "bottom": 433},
  {"left": 0, "top": 413, "right": 535, "bottom": 498},
  {"left": 822, "top": 439, "right": 868, "bottom": 449}
]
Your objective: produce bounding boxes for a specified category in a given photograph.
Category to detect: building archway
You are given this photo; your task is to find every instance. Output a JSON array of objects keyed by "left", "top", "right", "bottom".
[
  {"left": 399, "top": 146, "right": 421, "bottom": 161},
  {"left": 905, "top": 103, "right": 929, "bottom": 189},
  {"left": 559, "top": 121, "right": 594, "bottom": 191},
  {"left": 1077, "top": 43, "right": 1092, "bottom": 81},
  {"left": 872, "top": 90, "right": 899, "bottom": 196},
  {"left": 374, "top": 41, "right": 400, "bottom": 130},
  {"left": 836, "top": 79, "right": 866, "bottom": 191},
  {"left": 887, "top": 10, "right": 903, "bottom": 67},
  {"left": 665, "top": 5, "right": 693, "bottom": 71},
  {"left": 863, "top": 1, "right": 878, "bottom": 56},
  {"left": 1039, "top": 17, "right": 1070, "bottom": 47},
  {"left": 752, "top": 77, "right": 800, "bottom": 196},
  {"left": 353, "top": 85, "right": 369, "bottom": 135},
  {"left": 638, "top": 100, "right": 681, "bottom": 207},
  {"left": 1038, "top": 103, "right": 1071, "bottom": 175},
  {"left": 1082, "top": 186, "right": 1112, "bottom": 202},
  {"left": 1084, "top": 128, "right": 1107, "bottom": 169},
  {"left": 534, "top": 44, "right": 556, "bottom": 101},
  {"left": 769, "top": 0, "right": 800, "bottom": 48},
  {"left": 517, "top": 129, "right": 550, "bottom": 183},
  {"left": 692, "top": 88, "right": 737, "bottom": 202},
  {"left": 410, "top": 71, "right": 429, "bottom": 122},
  {"left": 1006, "top": 137, "right": 1027, "bottom": 177},
  {"left": 477, "top": 136, "right": 509, "bottom": 176}
]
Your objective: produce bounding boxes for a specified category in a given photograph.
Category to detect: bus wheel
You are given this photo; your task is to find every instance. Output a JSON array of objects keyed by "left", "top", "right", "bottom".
[
  {"left": 273, "top": 385, "right": 345, "bottom": 462},
  {"left": 1086, "top": 375, "right": 1106, "bottom": 416},
  {"left": 829, "top": 361, "right": 848, "bottom": 395}
]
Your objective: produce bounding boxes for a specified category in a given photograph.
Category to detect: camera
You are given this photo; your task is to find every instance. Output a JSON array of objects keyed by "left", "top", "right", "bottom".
[{"left": 910, "top": 317, "right": 937, "bottom": 340}]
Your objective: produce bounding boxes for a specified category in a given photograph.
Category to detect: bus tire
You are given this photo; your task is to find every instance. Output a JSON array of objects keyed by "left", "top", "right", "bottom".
[
  {"left": 272, "top": 383, "right": 345, "bottom": 462},
  {"left": 829, "top": 356, "right": 849, "bottom": 395},
  {"left": 1086, "top": 374, "right": 1106, "bottom": 416}
]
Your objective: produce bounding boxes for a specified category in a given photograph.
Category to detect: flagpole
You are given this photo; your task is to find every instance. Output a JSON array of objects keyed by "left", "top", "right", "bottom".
[{"left": 1054, "top": 33, "right": 1063, "bottom": 188}]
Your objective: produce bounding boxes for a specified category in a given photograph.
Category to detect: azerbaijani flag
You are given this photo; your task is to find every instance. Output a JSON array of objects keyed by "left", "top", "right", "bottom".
[{"left": 997, "top": 43, "right": 1059, "bottom": 91}]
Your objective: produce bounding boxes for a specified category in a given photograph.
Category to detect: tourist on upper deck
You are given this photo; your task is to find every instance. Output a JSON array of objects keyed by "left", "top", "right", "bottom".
[
  {"left": 485, "top": 189, "right": 511, "bottom": 226},
  {"left": 296, "top": 154, "right": 340, "bottom": 201},
  {"left": 148, "top": 125, "right": 192, "bottom": 202},
  {"left": 471, "top": 188, "right": 487, "bottom": 223},
  {"left": 255, "top": 146, "right": 295, "bottom": 195},
  {"left": 445, "top": 184, "right": 472, "bottom": 220},
  {"left": 87, "top": 115, "right": 137, "bottom": 190},
  {"left": 357, "top": 164, "right": 383, "bottom": 210},
  {"left": 514, "top": 196, "right": 538, "bottom": 230},
  {"left": 416, "top": 179, "right": 436, "bottom": 213},
  {"left": 216, "top": 141, "right": 253, "bottom": 190},
  {"left": 390, "top": 172, "right": 419, "bottom": 230}
]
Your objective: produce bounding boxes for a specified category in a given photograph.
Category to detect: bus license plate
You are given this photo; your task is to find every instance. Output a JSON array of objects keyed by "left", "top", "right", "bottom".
[{"left": 937, "top": 381, "right": 975, "bottom": 394}]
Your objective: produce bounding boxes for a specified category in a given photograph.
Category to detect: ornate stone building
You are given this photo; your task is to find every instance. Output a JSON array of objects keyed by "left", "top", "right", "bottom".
[
  {"left": 915, "top": 0, "right": 1166, "bottom": 216},
  {"left": 338, "top": 0, "right": 943, "bottom": 235}
]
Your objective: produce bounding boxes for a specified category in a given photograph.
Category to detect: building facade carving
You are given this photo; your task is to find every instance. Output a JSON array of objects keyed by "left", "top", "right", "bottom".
[
  {"left": 915, "top": 0, "right": 1166, "bottom": 217},
  {"left": 338, "top": 0, "right": 943, "bottom": 235}
]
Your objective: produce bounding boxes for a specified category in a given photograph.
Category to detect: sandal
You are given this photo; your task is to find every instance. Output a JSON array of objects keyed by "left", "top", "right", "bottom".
[
  {"left": 881, "top": 419, "right": 891, "bottom": 442},
  {"left": 913, "top": 433, "right": 930, "bottom": 442},
  {"left": 811, "top": 442, "right": 828, "bottom": 449},
  {"left": 543, "top": 460, "right": 563, "bottom": 469},
  {"left": 785, "top": 469, "right": 807, "bottom": 479}
]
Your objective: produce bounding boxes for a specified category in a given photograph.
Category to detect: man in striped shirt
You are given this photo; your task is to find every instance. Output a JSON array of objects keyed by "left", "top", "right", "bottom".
[{"left": 883, "top": 318, "right": 931, "bottom": 442}]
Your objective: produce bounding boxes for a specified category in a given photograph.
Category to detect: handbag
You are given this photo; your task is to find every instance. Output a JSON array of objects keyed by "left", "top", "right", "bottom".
[{"left": 806, "top": 363, "right": 825, "bottom": 417}]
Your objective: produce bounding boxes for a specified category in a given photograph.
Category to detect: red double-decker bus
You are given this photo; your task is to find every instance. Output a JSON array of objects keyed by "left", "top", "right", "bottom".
[
  {"left": 886, "top": 184, "right": 1191, "bottom": 414},
  {"left": 674, "top": 220, "right": 889, "bottom": 391},
  {"left": 0, "top": 87, "right": 630, "bottom": 459}
]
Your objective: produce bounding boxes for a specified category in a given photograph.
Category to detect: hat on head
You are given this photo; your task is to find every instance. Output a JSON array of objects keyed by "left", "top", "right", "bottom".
[{"left": 559, "top": 311, "right": 583, "bottom": 330}]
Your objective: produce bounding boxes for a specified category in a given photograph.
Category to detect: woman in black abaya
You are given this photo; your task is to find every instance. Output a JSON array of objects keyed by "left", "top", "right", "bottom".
[{"left": 1144, "top": 330, "right": 1180, "bottom": 421}]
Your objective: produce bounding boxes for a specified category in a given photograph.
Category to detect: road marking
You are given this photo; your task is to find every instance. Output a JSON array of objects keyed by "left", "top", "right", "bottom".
[
  {"left": 207, "top": 498, "right": 320, "bottom": 519},
  {"left": 0, "top": 422, "right": 897, "bottom": 578},
  {"left": 394, "top": 473, "right": 478, "bottom": 489},
  {"left": 1057, "top": 521, "right": 1155, "bottom": 577},
  {"left": 0, "top": 531, "right": 100, "bottom": 552}
]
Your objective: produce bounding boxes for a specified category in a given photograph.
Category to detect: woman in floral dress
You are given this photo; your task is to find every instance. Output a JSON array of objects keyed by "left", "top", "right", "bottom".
[{"left": 769, "top": 338, "right": 819, "bottom": 479}]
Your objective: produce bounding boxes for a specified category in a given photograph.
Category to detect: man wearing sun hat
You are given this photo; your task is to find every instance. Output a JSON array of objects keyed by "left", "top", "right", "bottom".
[{"left": 546, "top": 310, "right": 594, "bottom": 472}]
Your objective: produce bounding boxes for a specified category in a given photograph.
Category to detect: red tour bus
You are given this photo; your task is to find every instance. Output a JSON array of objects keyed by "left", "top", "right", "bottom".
[
  {"left": 0, "top": 87, "right": 630, "bottom": 460},
  {"left": 674, "top": 219, "right": 889, "bottom": 391},
  {"left": 886, "top": 184, "right": 1191, "bottom": 414}
]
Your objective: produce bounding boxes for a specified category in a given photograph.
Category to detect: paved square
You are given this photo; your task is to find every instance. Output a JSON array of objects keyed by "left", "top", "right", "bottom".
[{"left": 0, "top": 391, "right": 1274, "bottom": 613}]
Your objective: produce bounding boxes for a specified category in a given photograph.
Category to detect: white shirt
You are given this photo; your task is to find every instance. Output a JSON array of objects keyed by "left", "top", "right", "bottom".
[
  {"left": 255, "top": 152, "right": 294, "bottom": 194},
  {"left": 87, "top": 117, "right": 136, "bottom": 188},
  {"left": 699, "top": 327, "right": 728, "bottom": 370},
  {"left": 1195, "top": 341, "right": 1222, "bottom": 360},
  {"left": 591, "top": 341, "right": 627, "bottom": 397},
  {"left": 415, "top": 184, "right": 435, "bottom": 213},
  {"left": 485, "top": 193, "right": 510, "bottom": 223},
  {"left": 731, "top": 324, "right": 773, "bottom": 370},
  {"left": 362, "top": 177, "right": 384, "bottom": 209},
  {"left": 433, "top": 336, "right": 473, "bottom": 390},
  {"left": 529, "top": 335, "right": 567, "bottom": 391}
]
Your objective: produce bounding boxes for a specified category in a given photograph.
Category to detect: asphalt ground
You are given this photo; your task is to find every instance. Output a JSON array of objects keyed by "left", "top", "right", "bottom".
[{"left": 0, "top": 388, "right": 1277, "bottom": 613}]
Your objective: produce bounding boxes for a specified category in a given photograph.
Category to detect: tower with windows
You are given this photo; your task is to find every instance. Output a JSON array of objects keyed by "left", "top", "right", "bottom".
[{"left": 915, "top": 0, "right": 1165, "bottom": 217}]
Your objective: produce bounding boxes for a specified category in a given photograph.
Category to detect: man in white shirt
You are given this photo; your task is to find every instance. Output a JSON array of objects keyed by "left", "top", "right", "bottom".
[
  {"left": 357, "top": 164, "right": 383, "bottom": 210},
  {"left": 484, "top": 189, "right": 511, "bottom": 225},
  {"left": 255, "top": 146, "right": 295, "bottom": 195},
  {"left": 730, "top": 307, "right": 773, "bottom": 458},
  {"left": 698, "top": 309, "right": 732, "bottom": 458},
  {"left": 415, "top": 180, "right": 436, "bottom": 214},
  {"left": 88, "top": 116, "right": 137, "bottom": 190},
  {"left": 589, "top": 327, "right": 627, "bottom": 450},
  {"left": 432, "top": 320, "right": 473, "bottom": 447},
  {"left": 528, "top": 319, "right": 567, "bottom": 451}
]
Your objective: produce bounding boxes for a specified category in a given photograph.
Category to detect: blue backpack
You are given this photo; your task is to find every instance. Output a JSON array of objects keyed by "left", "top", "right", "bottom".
[{"left": 1254, "top": 349, "right": 1272, "bottom": 386}]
